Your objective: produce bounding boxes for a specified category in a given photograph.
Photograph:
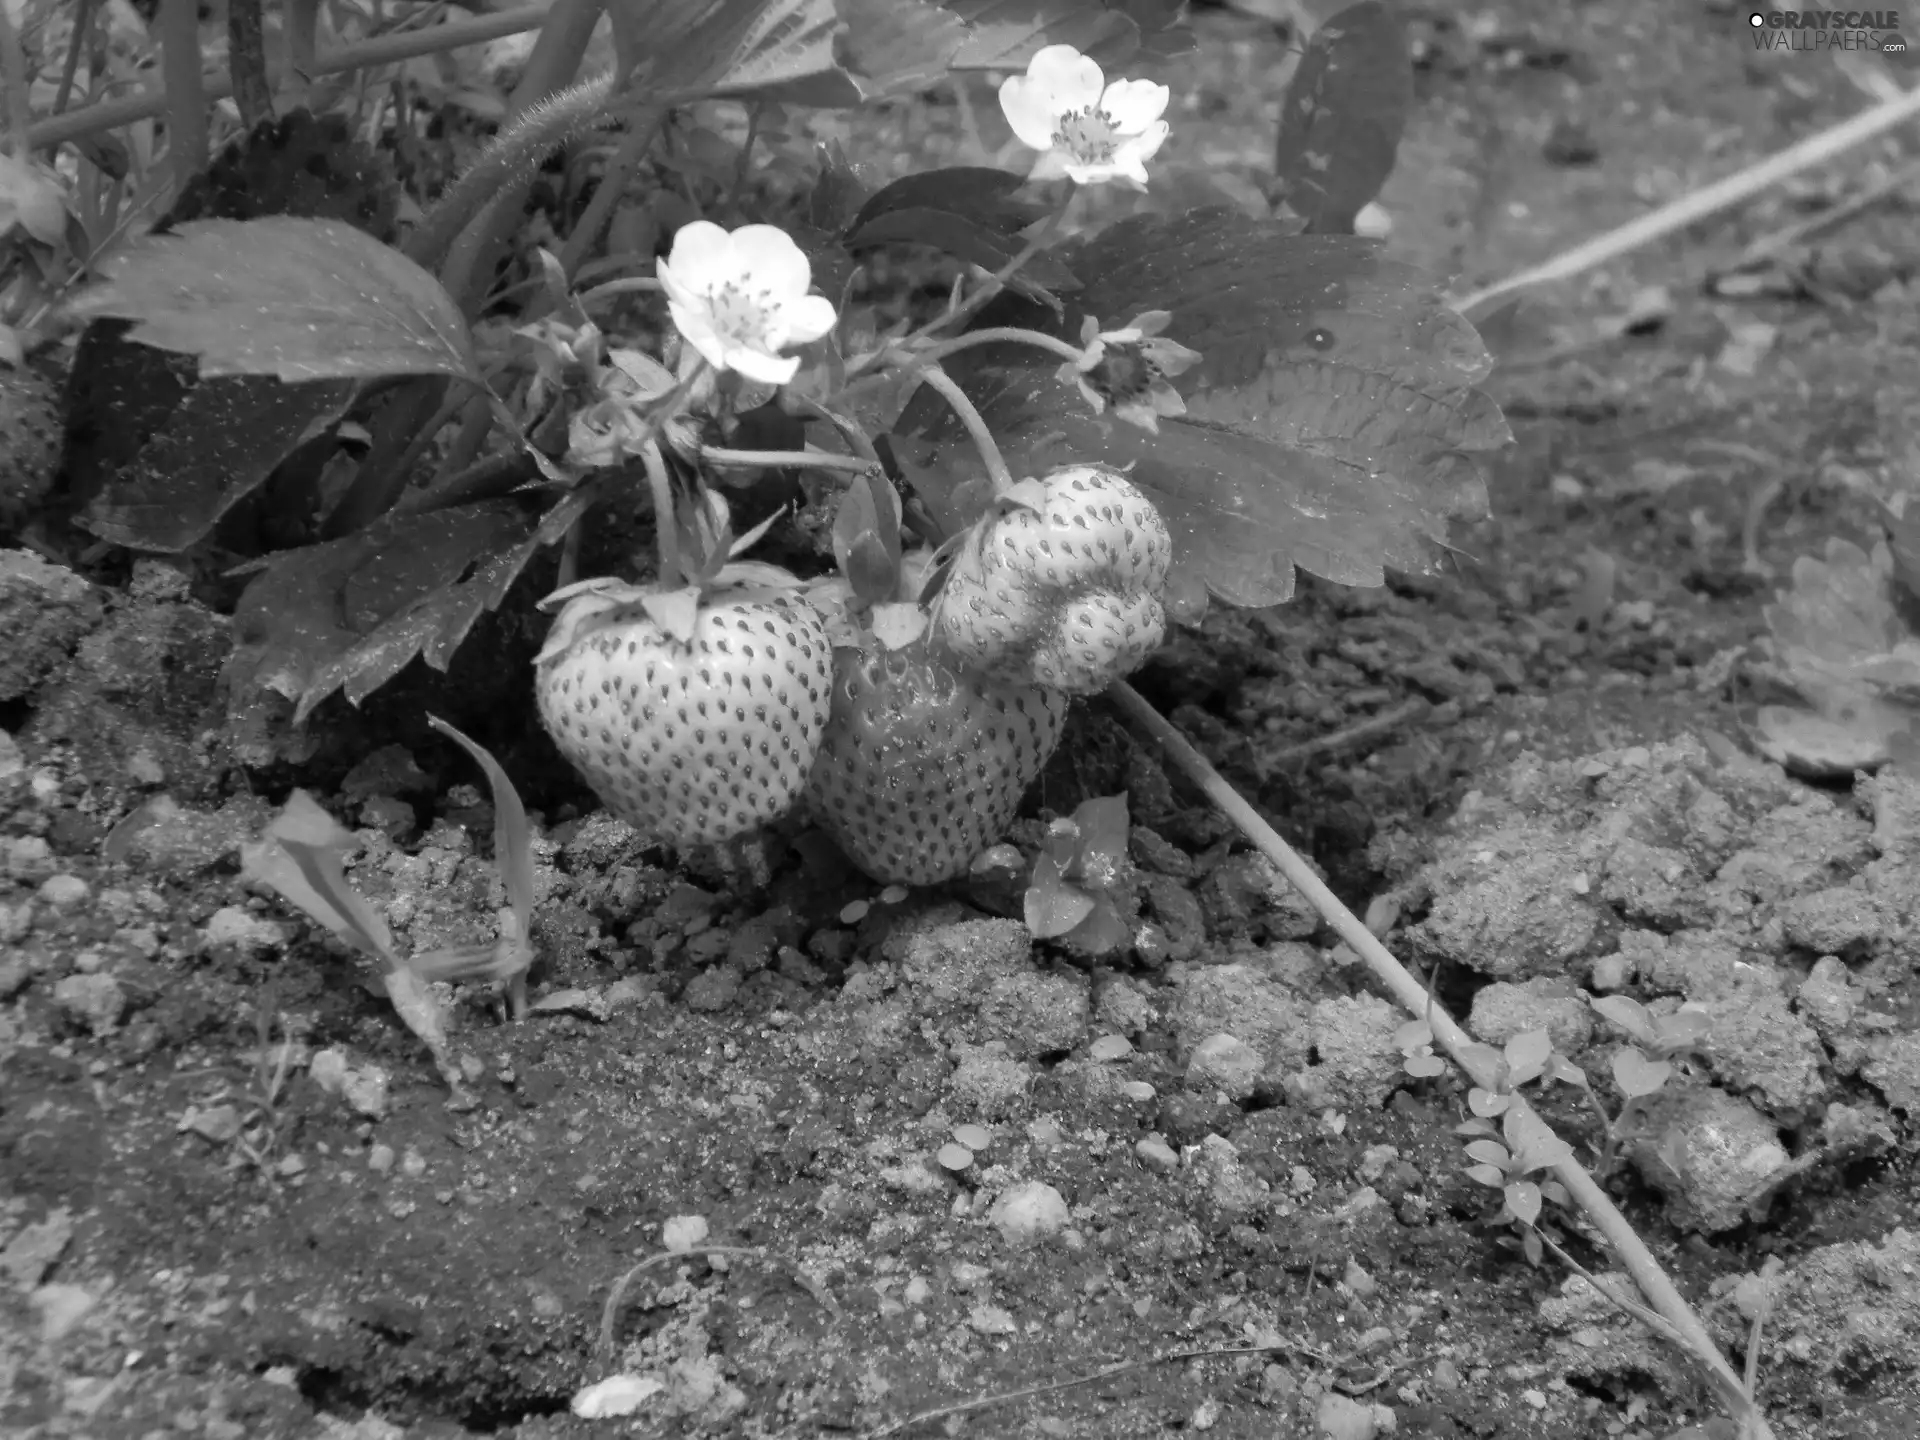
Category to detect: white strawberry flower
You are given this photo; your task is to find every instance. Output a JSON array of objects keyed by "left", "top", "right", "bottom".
[
  {"left": 655, "top": 221, "right": 838, "bottom": 387},
  {"left": 997, "top": 45, "right": 1171, "bottom": 189}
]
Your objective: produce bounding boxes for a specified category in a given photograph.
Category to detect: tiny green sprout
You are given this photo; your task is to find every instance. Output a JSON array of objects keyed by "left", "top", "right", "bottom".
[
  {"left": 1456, "top": 1029, "right": 1582, "bottom": 1119},
  {"left": 1394, "top": 1019, "right": 1448, "bottom": 1079},
  {"left": 1023, "top": 794, "right": 1133, "bottom": 955},
  {"left": 1461, "top": 1107, "right": 1576, "bottom": 1266},
  {"left": 1574, "top": 997, "right": 1716, "bottom": 1175}
]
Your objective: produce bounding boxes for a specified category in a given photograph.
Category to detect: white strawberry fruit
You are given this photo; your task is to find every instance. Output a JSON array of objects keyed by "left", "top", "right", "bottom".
[
  {"left": 535, "top": 496, "right": 833, "bottom": 849},
  {"left": 931, "top": 463, "right": 1172, "bottom": 695}
]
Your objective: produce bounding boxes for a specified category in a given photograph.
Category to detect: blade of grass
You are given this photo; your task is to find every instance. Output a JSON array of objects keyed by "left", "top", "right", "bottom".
[{"left": 1105, "top": 679, "right": 1775, "bottom": 1440}]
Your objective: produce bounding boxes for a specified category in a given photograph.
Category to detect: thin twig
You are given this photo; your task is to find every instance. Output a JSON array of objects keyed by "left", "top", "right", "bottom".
[
  {"left": 596, "top": 1245, "right": 838, "bottom": 1360},
  {"left": 48, "top": 0, "right": 96, "bottom": 121},
  {"left": 226, "top": 0, "right": 275, "bottom": 130},
  {"left": 1715, "top": 154, "right": 1920, "bottom": 276},
  {"left": 1449, "top": 80, "right": 1920, "bottom": 316},
  {"left": 698, "top": 446, "right": 871, "bottom": 474},
  {"left": 1104, "top": 679, "right": 1776, "bottom": 1440},
  {"left": 1254, "top": 697, "right": 1431, "bottom": 776},
  {"left": 863, "top": 1341, "right": 1326, "bottom": 1439},
  {"left": 27, "top": 4, "right": 554, "bottom": 150}
]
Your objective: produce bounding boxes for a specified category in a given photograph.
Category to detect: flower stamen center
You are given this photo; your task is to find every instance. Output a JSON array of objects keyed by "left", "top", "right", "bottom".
[{"left": 1052, "top": 107, "right": 1121, "bottom": 164}]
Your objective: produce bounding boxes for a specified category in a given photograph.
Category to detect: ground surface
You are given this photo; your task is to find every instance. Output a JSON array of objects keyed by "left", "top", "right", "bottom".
[{"left": 4, "top": 4, "right": 1920, "bottom": 1439}]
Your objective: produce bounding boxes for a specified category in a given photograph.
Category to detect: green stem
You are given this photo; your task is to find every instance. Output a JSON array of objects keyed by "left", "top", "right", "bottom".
[
  {"left": 0, "top": 1, "right": 34, "bottom": 152},
  {"left": 29, "top": 3, "right": 553, "bottom": 150},
  {"left": 886, "top": 185, "right": 1074, "bottom": 360},
  {"left": 640, "top": 438, "right": 680, "bottom": 585},
  {"left": 913, "top": 362, "right": 1012, "bottom": 494},
  {"left": 699, "top": 446, "right": 870, "bottom": 474},
  {"left": 556, "top": 105, "right": 664, "bottom": 279},
  {"left": 157, "top": 0, "right": 207, "bottom": 193},
  {"left": 48, "top": 0, "right": 95, "bottom": 122},
  {"left": 907, "top": 326, "right": 1088, "bottom": 370},
  {"left": 226, "top": 0, "right": 275, "bottom": 130},
  {"left": 578, "top": 276, "right": 661, "bottom": 306}
]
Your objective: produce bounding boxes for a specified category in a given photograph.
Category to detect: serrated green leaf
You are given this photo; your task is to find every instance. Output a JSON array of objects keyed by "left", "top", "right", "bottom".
[
  {"left": 943, "top": 0, "right": 1191, "bottom": 71},
  {"left": 224, "top": 489, "right": 598, "bottom": 726},
  {"left": 1271, "top": 1, "right": 1412, "bottom": 234},
  {"left": 72, "top": 217, "right": 480, "bottom": 385},
  {"left": 617, "top": 0, "right": 861, "bottom": 105},
  {"left": 895, "top": 209, "right": 1504, "bottom": 619},
  {"left": 836, "top": 0, "right": 971, "bottom": 95}
]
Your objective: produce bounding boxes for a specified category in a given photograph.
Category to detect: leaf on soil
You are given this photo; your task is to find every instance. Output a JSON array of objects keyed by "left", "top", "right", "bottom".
[
  {"left": 843, "top": 168, "right": 1076, "bottom": 292},
  {"left": 240, "top": 791, "right": 398, "bottom": 964},
  {"left": 224, "top": 488, "right": 598, "bottom": 726},
  {"left": 415, "top": 716, "right": 537, "bottom": 1014},
  {"left": 70, "top": 217, "right": 481, "bottom": 385},
  {"left": 835, "top": 0, "right": 971, "bottom": 95},
  {"left": 942, "top": 0, "right": 1192, "bottom": 71},
  {"left": 80, "top": 374, "right": 357, "bottom": 551},
  {"left": 1024, "top": 851, "right": 1097, "bottom": 938},
  {"left": 892, "top": 210, "right": 1506, "bottom": 618},
  {"left": 1752, "top": 536, "right": 1920, "bottom": 777},
  {"left": 1270, "top": 1, "right": 1413, "bottom": 234},
  {"left": 615, "top": 0, "right": 861, "bottom": 106}
]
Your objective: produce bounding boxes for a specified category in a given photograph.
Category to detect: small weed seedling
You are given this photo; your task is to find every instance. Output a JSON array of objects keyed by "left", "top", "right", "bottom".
[
  {"left": 1574, "top": 996, "right": 1714, "bottom": 1176},
  {"left": 1459, "top": 1105, "right": 1577, "bottom": 1267},
  {"left": 1023, "top": 794, "right": 1134, "bottom": 956}
]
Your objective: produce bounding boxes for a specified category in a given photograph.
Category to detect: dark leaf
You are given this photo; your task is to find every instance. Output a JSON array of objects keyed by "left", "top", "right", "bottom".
[
  {"left": 81, "top": 373, "right": 356, "bottom": 551},
  {"left": 835, "top": 0, "right": 971, "bottom": 95},
  {"left": 617, "top": 0, "right": 862, "bottom": 105},
  {"left": 162, "top": 108, "right": 401, "bottom": 241},
  {"left": 943, "top": 0, "right": 1192, "bottom": 71},
  {"left": 1064, "top": 892, "right": 1133, "bottom": 955},
  {"left": 1271, "top": 1, "right": 1412, "bottom": 234},
  {"left": 224, "top": 488, "right": 597, "bottom": 725},
  {"left": 894, "top": 208, "right": 1504, "bottom": 618},
  {"left": 849, "top": 167, "right": 1046, "bottom": 234},
  {"left": 844, "top": 208, "right": 1078, "bottom": 290},
  {"left": 805, "top": 141, "right": 877, "bottom": 232},
  {"left": 72, "top": 217, "right": 480, "bottom": 385}
]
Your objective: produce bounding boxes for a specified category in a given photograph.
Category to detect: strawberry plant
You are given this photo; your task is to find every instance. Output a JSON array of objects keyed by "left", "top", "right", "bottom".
[{"left": 13, "top": 1, "right": 1502, "bottom": 886}]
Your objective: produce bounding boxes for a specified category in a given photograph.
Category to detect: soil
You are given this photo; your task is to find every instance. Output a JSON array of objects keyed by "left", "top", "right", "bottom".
[{"left": 5, "top": 5, "right": 1920, "bottom": 1440}]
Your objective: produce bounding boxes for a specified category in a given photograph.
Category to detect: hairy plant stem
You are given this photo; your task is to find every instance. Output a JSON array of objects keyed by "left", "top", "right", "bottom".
[
  {"left": 226, "top": 0, "right": 274, "bottom": 129},
  {"left": 157, "top": 0, "right": 206, "bottom": 192},
  {"left": 911, "top": 362, "right": 1012, "bottom": 493},
  {"left": 47, "top": 0, "right": 95, "bottom": 122},
  {"left": 910, "top": 326, "right": 1088, "bottom": 369},
  {"left": 1105, "top": 679, "right": 1777, "bottom": 1440},
  {"left": 29, "top": 3, "right": 554, "bottom": 150}
]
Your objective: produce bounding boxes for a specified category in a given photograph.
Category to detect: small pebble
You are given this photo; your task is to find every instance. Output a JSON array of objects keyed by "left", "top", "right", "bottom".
[
  {"left": 839, "top": 900, "right": 870, "bottom": 924},
  {"left": 1135, "top": 1137, "right": 1179, "bottom": 1172},
  {"left": 571, "top": 1375, "right": 664, "bottom": 1419},
  {"left": 949, "top": 1261, "right": 991, "bottom": 1292},
  {"left": 38, "top": 874, "right": 90, "bottom": 910},
  {"left": 879, "top": 885, "right": 909, "bottom": 905},
  {"left": 936, "top": 1142, "right": 974, "bottom": 1171},
  {"left": 968, "top": 1303, "right": 1017, "bottom": 1336},
  {"left": 952, "top": 1123, "right": 992, "bottom": 1151},
  {"left": 1088, "top": 1034, "right": 1133, "bottom": 1061},
  {"left": 367, "top": 1144, "right": 396, "bottom": 1174},
  {"left": 988, "top": 1181, "right": 1068, "bottom": 1246},
  {"left": 1122, "top": 1081, "right": 1156, "bottom": 1102},
  {"left": 661, "top": 1214, "right": 709, "bottom": 1253}
]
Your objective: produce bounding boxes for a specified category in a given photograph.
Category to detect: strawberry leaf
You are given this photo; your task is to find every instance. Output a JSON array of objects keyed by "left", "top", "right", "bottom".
[
  {"left": 613, "top": 0, "right": 861, "bottom": 105},
  {"left": 72, "top": 217, "right": 481, "bottom": 385},
  {"left": 1271, "top": 2, "right": 1412, "bottom": 235},
  {"left": 943, "top": 0, "right": 1191, "bottom": 71},
  {"left": 78, "top": 372, "right": 356, "bottom": 552},
  {"left": 893, "top": 209, "right": 1504, "bottom": 620},
  {"left": 225, "top": 489, "right": 598, "bottom": 725},
  {"left": 835, "top": 0, "right": 971, "bottom": 95},
  {"left": 844, "top": 170, "right": 1078, "bottom": 293}
]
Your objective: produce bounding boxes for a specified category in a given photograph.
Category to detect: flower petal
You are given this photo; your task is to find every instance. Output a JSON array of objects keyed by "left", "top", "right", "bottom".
[
  {"left": 662, "top": 219, "right": 735, "bottom": 293},
  {"left": 778, "top": 293, "right": 839, "bottom": 346},
  {"left": 725, "top": 344, "right": 801, "bottom": 386},
  {"left": 1099, "top": 78, "right": 1170, "bottom": 134},
  {"left": 666, "top": 301, "right": 730, "bottom": 373},
  {"left": 998, "top": 76, "right": 1063, "bottom": 151},
  {"left": 1027, "top": 148, "right": 1074, "bottom": 183},
  {"left": 1119, "top": 120, "right": 1170, "bottom": 166},
  {"left": 727, "top": 224, "right": 813, "bottom": 300},
  {"left": 1026, "top": 44, "right": 1104, "bottom": 111}
]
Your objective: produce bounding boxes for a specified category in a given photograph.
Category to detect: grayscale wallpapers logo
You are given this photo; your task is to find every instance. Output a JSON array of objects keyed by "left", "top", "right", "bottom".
[{"left": 1747, "top": 11, "right": 1908, "bottom": 53}]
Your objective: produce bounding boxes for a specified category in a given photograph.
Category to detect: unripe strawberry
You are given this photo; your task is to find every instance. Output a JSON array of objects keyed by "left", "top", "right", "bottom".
[
  {"left": 805, "top": 637, "right": 1069, "bottom": 886},
  {"left": 536, "top": 584, "right": 832, "bottom": 848},
  {"left": 933, "top": 463, "right": 1171, "bottom": 694}
]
